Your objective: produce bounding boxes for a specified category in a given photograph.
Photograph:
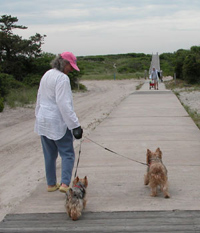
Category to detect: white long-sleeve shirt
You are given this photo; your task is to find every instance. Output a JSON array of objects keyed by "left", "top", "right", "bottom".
[
  {"left": 151, "top": 69, "right": 159, "bottom": 80},
  {"left": 34, "top": 69, "right": 80, "bottom": 140}
]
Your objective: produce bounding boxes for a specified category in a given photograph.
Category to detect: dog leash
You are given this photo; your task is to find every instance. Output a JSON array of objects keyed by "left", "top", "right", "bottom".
[
  {"left": 84, "top": 136, "right": 147, "bottom": 166},
  {"left": 74, "top": 136, "right": 147, "bottom": 177},
  {"left": 74, "top": 139, "right": 83, "bottom": 178}
]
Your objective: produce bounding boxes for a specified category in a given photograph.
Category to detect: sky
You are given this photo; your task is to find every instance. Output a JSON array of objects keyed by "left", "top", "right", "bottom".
[{"left": 1, "top": 0, "right": 200, "bottom": 56}]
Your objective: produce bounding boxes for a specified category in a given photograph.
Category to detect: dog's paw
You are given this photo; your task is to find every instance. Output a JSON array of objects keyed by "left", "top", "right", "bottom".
[
  {"left": 144, "top": 181, "right": 149, "bottom": 185},
  {"left": 144, "top": 175, "right": 149, "bottom": 185},
  {"left": 151, "top": 192, "right": 157, "bottom": 197},
  {"left": 164, "top": 194, "right": 170, "bottom": 198}
]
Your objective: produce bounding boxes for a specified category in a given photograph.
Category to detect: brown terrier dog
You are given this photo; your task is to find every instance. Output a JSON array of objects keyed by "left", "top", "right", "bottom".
[
  {"left": 65, "top": 176, "right": 88, "bottom": 221},
  {"left": 144, "top": 148, "right": 170, "bottom": 198}
]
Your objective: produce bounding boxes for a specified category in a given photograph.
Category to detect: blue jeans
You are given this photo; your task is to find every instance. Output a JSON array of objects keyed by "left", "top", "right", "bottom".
[{"left": 41, "top": 129, "right": 75, "bottom": 186}]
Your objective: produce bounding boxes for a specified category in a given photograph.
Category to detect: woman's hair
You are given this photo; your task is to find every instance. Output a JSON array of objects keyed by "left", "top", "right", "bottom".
[{"left": 50, "top": 55, "right": 69, "bottom": 72}]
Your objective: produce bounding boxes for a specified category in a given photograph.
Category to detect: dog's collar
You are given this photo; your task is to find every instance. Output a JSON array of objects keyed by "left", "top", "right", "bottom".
[
  {"left": 72, "top": 182, "right": 86, "bottom": 199},
  {"left": 73, "top": 182, "right": 86, "bottom": 189},
  {"left": 148, "top": 157, "right": 162, "bottom": 166}
]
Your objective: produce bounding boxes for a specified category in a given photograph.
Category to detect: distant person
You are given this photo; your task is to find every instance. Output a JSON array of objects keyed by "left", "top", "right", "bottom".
[
  {"left": 160, "top": 70, "right": 163, "bottom": 82},
  {"left": 34, "top": 51, "right": 83, "bottom": 193},
  {"left": 151, "top": 67, "right": 159, "bottom": 90},
  {"left": 157, "top": 70, "right": 161, "bottom": 79}
]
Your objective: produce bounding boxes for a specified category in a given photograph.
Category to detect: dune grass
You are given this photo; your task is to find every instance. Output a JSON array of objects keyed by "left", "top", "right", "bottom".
[
  {"left": 5, "top": 71, "right": 145, "bottom": 108},
  {"left": 5, "top": 87, "right": 38, "bottom": 108},
  {"left": 81, "top": 72, "right": 145, "bottom": 80},
  {"left": 165, "top": 79, "right": 200, "bottom": 129}
]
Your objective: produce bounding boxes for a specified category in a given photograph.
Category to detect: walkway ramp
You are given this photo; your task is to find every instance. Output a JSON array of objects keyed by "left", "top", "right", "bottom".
[
  {"left": 149, "top": 52, "right": 160, "bottom": 73},
  {"left": 1, "top": 80, "right": 200, "bottom": 232}
]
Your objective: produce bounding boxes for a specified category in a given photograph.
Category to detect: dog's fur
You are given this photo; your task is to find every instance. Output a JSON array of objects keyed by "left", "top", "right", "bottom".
[
  {"left": 65, "top": 176, "right": 88, "bottom": 221},
  {"left": 144, "top": 148, "right": 170, "bottom": 198}
]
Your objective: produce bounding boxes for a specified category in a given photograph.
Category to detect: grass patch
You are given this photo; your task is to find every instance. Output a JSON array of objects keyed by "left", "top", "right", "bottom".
[
  {"left": 136, "top": 83, "right": 144, "bottom": 90},
  {"left": 81, "top": 72, "right": 144, "bottom": 80},
  {"left": 165, "top": 79, "right": 200, "bottom": 92},
  {"left": 165, "top": 79, "right": 200, "bottom": 129},
  {"left": 4, "top": 71, "right": 145, "bottom": 109},
  {"left": 183, "top": 104, "right": 200, "bottom": 129},
  {"left": 5, "top": 82, "right": 87, "bottom": 109},
  {"left": 6, "top": 87, "right": 38, "bottom": 108}
]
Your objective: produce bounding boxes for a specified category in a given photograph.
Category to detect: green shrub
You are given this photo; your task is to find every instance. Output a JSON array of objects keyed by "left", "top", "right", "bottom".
[
  {"left": 6, "top": 77, "right": 25, "bottom": 89},
  {"left": 68, "top": 64, "right": 85, "bottom": 90},
  {"left": 81, "top": 72, "right": 144, "bottom": 80},
  {"left": 0, "top": 97, "right": 4, "bottom": 112},
  {"left": 0, "top": 73, "right": 12, "bottom": 97},
  {"left": 78, "top": 83, "right": 87, "bottom": 91},
  {"left": 78, "top": 53, "right": 151, "bottom": 76},
  {"left": 5, "top": 87, "right": 38, "bottom": 108},
  {"left": 23, "top": 74, "right": 41, "bottom": 87},
  {"left": 160, "top": 53, "right": 175, "bottom": 76},
  {"left": 0, "top": 73, "right": 24, "bottom": 98},
  {"left": 183, "top": 54, "right": 200, "bottom": 84}
]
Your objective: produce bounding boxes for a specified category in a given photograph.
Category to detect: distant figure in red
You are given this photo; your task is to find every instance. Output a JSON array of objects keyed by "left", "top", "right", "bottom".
[{"left": 151, "top": 67, "right": 159, "bottom": 90}]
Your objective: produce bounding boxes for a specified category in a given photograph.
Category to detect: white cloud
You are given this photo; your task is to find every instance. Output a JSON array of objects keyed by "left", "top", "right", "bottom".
[
  {"left": 46, "top": 9, "right": 90, "bottom": 19},
  {"left": 1, "top": 0, "right": 200, "bottom": 55}
]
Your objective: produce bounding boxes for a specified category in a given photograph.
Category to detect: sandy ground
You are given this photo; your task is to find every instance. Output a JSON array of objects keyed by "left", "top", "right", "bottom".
[
  {"left": 179, "top": 91, "right": 200, "bottom": 114},
  {"left": 0, "top": 79, "right": 143, "bottom": 222}
]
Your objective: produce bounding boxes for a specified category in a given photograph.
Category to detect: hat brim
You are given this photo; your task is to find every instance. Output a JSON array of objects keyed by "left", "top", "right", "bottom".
[{"left": 70, "top": 63, "right": 80, "bottom": 71}]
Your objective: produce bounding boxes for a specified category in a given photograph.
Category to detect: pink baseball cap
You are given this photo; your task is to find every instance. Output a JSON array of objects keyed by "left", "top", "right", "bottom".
[{"left": 60, "top": 51, "right": 80, "bottom": 71}]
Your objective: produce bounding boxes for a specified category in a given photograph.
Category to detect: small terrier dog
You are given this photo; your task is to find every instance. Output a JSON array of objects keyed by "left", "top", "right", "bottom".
[
  {"left": 65, "top": 176, "right": 88, "bottom": 221},
  {"left": 144, "top": 148, "right": 170, "bottom": 198}
]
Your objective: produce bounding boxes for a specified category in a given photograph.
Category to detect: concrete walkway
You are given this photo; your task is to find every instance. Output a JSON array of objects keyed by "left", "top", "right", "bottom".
[
  {"left": 10, "top": 79, "right": 200, "bottom": 213},
  {"left": 1, "top": 79, "right": 200, "bottom": 231}
]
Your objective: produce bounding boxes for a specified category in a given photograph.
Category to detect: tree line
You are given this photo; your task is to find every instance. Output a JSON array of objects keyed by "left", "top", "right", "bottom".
[
  {"left": 0, "top": 14, "right": 200, "bottom": 111},
  {"left": 0, "top": 15, "right": 84, "bottom": 111}
]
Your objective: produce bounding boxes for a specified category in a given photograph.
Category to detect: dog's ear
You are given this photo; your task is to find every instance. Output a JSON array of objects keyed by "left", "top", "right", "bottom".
[
  {"left": 84, "top": 176, "right": 88, "bottom": 187},
  {"left": 156, "top": 147, "right": 162, "bottom": 159},
  {"left": 66, "top": 188, "right": 73, "bottom": 197},
  {"left": 146, "top": 149, "right": 151, "bottom": 164},
  {"left": 73, "top": 176, "right": 79, "bottom": 185}
]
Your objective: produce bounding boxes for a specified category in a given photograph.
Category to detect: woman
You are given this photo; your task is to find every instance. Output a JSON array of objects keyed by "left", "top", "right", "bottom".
[
  {"left": 34, "top": 51, "right": 83, "bottom": 193},
  {"left": 151, "top": 67, "right": 159, "bottom": 90}
]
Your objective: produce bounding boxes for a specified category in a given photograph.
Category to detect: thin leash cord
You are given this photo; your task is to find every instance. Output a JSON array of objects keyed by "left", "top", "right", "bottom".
[
  {"left": 84, "top": 136, "right": 147, "bottom": 166},
  {"left": 74, "top": 139, "right": 82, "bottom": 178}
]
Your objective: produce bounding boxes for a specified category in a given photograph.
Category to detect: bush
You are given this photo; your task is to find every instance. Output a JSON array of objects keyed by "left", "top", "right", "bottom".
[
  {"left": 6, "top": 87, "right": 38, "bottom": 108},
  {"left": 160, "top": 53, "right": 175, "bottom": 76},
  {"left": 174, "top": 49, "right": 189, "bottom": 80},
  {"left": 183, "top": 54, "right": 200, "bottom": 84},
  {"left": 6, "top": 77, "right": 25, "bottom": 89},
  {"left": 32, "top": 53, "right": 55, "bottom": 75},
  {"left": 23, "top": 74, "right": 41, "bottom": 87},
  {"left": 68, "top": 63, "right": 85, "bottom": 90},
  {"left": 0, "top": 97, "right": 4, "bottom": 112},
  {"left": 173, "top": 47, "right": 200, "bottom": 83},
  {"left": 0, "top": 73, "right": 24, "bottom": 97}
]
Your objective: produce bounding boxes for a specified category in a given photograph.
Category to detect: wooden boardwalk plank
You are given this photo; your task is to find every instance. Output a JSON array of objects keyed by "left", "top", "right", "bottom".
[{"left": 0, "top": 211, "right": 200, "bottom": 232}]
